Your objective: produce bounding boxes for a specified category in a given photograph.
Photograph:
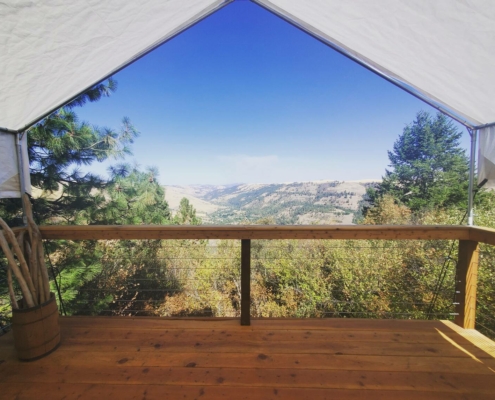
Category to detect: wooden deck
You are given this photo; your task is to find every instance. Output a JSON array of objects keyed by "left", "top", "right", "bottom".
[{"left": 0, "top": 318, "right": 495, "bottom": 399}]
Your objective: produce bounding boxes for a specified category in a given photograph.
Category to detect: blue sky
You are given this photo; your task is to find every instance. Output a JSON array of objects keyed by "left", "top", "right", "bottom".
[{"left": 78, "top": 1, "right": 470, "bottom": 185}]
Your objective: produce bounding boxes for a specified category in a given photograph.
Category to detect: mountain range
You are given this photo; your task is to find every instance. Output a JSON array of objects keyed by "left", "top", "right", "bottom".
[{"left": 164, "top": 180, "right": 378, "bottom": 225}]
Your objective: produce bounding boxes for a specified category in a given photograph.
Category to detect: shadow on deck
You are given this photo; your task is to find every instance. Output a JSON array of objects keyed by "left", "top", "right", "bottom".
[{"left": 1, "top": 317, "right": 495, "bottom": 399}]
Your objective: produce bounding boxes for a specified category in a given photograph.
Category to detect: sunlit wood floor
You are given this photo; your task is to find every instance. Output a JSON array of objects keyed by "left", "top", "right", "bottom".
[{"left": 1, "top": 317, "right": 495, "bottom": 399}]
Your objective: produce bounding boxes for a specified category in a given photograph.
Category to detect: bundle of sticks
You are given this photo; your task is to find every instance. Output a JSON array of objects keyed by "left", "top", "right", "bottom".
[{"left": 0, "top": 194, "right": 50, "bottom": 309}]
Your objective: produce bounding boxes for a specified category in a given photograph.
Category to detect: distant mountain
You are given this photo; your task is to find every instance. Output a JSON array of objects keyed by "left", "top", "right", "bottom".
[{"left": 164, "top": 180, "right": 379, "bottom": 225}]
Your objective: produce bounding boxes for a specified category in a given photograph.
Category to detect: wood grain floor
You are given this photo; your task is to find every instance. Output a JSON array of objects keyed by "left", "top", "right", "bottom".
[{"left": 0, "top": 317, "right": 494, "bottom": 399}]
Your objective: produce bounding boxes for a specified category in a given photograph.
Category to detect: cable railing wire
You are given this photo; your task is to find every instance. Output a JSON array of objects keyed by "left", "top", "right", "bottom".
[{"left": 0, "top": 238, "right": 483, "bottom": 326}]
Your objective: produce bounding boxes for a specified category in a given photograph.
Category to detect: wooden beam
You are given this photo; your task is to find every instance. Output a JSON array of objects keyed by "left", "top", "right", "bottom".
[
  {"left": 454, "top": 240, "right": 479, "bottom": 329},
  {"left": 469, "top": 226, "right": 495, "bottom": 246},
  {"left": 37, "top": 225, "right": 471, "bottom": 241},
  {"left": 240, "top": 239, "right": 251, "bottom": 326}
]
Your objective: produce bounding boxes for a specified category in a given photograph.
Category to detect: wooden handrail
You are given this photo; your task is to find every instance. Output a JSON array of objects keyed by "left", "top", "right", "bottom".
[
  {"left": 12, "top": 223, "right": 495, "bottom": 329},
  {"left": 468, "top": 226, "right": 495, "bottom": 246},
  {"left": 36, "top": 224, "right": 472, "bottom": 241},
  {"left": 31, "top": 224, "right": 495, "bottom": 244}
]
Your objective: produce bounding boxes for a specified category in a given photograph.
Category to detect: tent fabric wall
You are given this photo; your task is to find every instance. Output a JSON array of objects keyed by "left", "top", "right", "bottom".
[
  {"left": 0, "top": 132, "right": 31, "bottom": 198},
  {"left": 254, "top": 0, "right": 495, "bottom": 127},
  {"left": 478, "top": 126, "right": 495, "bottom": 189},
  {"left": 0, "top": 0, "right": 231, "bottom": 132}
]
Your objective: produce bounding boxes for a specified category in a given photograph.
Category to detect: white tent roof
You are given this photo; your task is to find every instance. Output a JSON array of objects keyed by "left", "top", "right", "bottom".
[
  {"left": 1, "top": 0, "right": 494, "bottom": 132},
  {"left": 0, "top": 0, "right": 231, "bottom": 132},
  {"left": 254, "top": 0, "right": 495, "bottom": 128}
]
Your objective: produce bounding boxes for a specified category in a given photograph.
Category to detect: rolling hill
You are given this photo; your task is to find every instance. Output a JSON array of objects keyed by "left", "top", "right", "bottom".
[{"left": 164, "top": 180, "right": 378, "bottom": 225}]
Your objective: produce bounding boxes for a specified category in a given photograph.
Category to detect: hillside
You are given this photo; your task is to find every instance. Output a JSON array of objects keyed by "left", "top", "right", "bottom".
[{"left": 165, "top": 180, "right": 378, "bottom": 225}]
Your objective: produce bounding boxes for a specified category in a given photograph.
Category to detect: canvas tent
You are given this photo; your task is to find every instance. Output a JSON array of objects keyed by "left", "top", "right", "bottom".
[
  {"left": 478, "top": 126, "right": 495, "bottom": 189},
  {"left": 0, "top": 1, "right": 494, "bottom": 210},
  {"left": 0, "top": 132, "right": 30, "bottom": 198}
]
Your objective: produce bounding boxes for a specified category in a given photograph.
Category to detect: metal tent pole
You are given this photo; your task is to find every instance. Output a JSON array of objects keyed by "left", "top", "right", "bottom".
[
  {"left": 467, "top": 128, "right": 477, "bottom": 226},
  {"left": 15, "top": 131, "right": 28, "bottom": 225}
]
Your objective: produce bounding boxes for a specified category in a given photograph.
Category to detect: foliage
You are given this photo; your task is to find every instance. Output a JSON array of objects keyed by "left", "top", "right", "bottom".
[
  {"left": 54, "top": 239, "right": 179, "bottom": 316},
  {"left": 251, "top": 240, "right": 331, "bottom": 317},
  {"left": 158, "top": 240, "right": 240, "bottom": 317},
  {"left": 362, "top": 195, "right": 411, "bottom": 225},
  {"left": 156, "top": 235, "right": 457, "bottom": 322},
  {"left": 364, "top": 111, "right": 469, "bottom": 215},
  {"left": 173, "top": 198, "right": 201, "bottom": 225},
  {"left": 45, "top": 161, "right": 171, "bottom": 314},
  {"left": 48, "top": 163, "right": 173, "bottom": 315},
  {"left": 0, "top": 79, "right": 175, "bottom": 319},
  {"left": 87, "top": 164, "right": 170, "bottom": 225},
  {"left": 0, "top": 79, "right": 139, "bottom": 226},
  {"left": 206, "top": 181, "right": 357, "bottom": 224}
]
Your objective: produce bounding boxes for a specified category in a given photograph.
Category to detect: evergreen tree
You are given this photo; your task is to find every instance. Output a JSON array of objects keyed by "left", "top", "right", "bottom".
[
  {"left": 0, "top": 79, "right": 175, "bottom": 317},
  {"left": 88, "top": 164, "right": 171, "bottom": 225},
  {"left": 173, "top": 198, "right": 201, "bottom": 225},
  {"left": 365, "top": 111, "right": 469, "bottom": 214},
  {"left": 56, "top": 164, "right": 173, "bottom": 316},
  {"left": 0, "top": 78, "right": 138, "bottom": 225}
]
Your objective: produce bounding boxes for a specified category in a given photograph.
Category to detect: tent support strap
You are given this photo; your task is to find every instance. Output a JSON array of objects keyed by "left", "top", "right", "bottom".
[{"left": 467, "top": 128, "right": 477, "bottom": 226}]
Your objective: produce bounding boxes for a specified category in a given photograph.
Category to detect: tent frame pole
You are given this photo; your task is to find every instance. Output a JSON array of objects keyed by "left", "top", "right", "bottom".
[
  {"left": 474, "top": 121, "right": 495, "bottom": 130},
  {"left": 15, "top": 132, "right": 28, "bottom": 225},
  {"left": 467, "top": 128, "right": 477, "bottom": 226}
]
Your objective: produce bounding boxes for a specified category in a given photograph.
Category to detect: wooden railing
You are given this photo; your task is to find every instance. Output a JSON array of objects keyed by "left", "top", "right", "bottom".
[{"left": 33, "top": 224, "right": 495, "bottom": 329}]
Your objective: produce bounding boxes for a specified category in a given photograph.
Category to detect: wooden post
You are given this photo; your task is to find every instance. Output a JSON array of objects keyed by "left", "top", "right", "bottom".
[
  {"left": 240, "top": 239, "right": 251, "bottom": 326},
  {"left": 455, "top": 240, "right": 479, "bottom": 329}
]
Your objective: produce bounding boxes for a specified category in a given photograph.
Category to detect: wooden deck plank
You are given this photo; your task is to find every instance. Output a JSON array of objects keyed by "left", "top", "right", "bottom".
[
  {"left": 2, "top": 382, "right": 494, "bottom": 400},
  {"left": 44, "top": 328, "right": 490, "bottom": 359},
  {"left": 1, "top": 365, "right": 494, "bottom": 393},
  {"left": 56, "top": 316, "right": 465, "bottom": 332},
  {"left": 1, "top": 349, "right": 494, "bottom": 375},
  {"left": 57, "top": 325, "right": 478, "bottom": 344},
  {"left": 0, "top": 317, "right": 494, "bottom": 400},
  {"left": 35, "top": 338, "right": 492, "bottom": 359},
  {"left": 442, "top": 320, "right": 495, "bottom": 358},
  {"left": 2, "top": 323, "right": 490, "bottom": 359}
]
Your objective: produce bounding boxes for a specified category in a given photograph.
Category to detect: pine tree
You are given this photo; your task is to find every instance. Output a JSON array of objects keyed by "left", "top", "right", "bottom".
[
  {"left": 173, "top": 198, "right": 201, "bottom": 225},
  {"left": 56, "top": 164, "right": 173, "bottom": 315},
  {"left": 88, "top": 164, "right": 171, "bottom": 225},
  {"left": 366, "top": 111, "right": 469, "bottom": 213},
  {"left": 0, "top": 79, "right": 175, "bottom": 317},
  {"left": 0, "top": 78, "right": 138, "bottom": 225}
]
